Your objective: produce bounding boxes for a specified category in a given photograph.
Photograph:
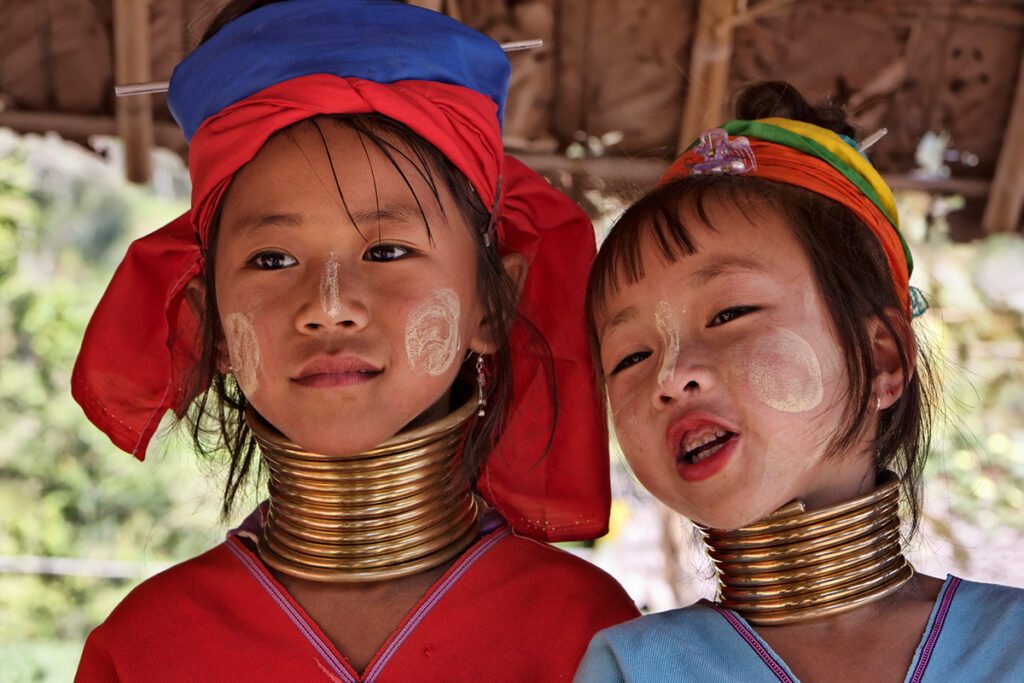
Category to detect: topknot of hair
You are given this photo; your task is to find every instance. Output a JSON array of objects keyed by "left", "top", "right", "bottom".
[{"left": 734, "top": 81, "right": 855, "bottom": 139}]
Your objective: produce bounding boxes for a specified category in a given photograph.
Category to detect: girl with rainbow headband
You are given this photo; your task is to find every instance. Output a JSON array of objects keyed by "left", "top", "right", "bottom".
[
  {"left": 577, "top": 83, "right": 1024, "bottom": 681},
  {"left": 72, "top": 1, "right": 637, "bottom": 679}
]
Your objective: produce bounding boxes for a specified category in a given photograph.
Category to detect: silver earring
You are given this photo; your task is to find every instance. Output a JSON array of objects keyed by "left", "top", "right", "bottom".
[
  {"left": 476, "top": 354, "right": 487, "bottom": 418},
  {"left": 875, "top": 395, "right": 881, "bottom": 412}
]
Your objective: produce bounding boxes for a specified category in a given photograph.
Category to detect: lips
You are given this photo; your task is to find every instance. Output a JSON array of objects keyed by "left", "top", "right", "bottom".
[
  {"left": 293, "top": 356, "right": 382, "bottom": 388},
  {"left": 666, "top": 412, "right": 738, "bottom": 482}
]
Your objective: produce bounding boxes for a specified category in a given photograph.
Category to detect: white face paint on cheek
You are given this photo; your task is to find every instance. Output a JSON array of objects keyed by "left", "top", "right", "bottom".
[
  {"left": 404, "top": 288, "right": 461, "bottom": 376},
  {"left": 740, "top": 327, "right": 823, "bottom": 413},
  {"left": 654, "top": 300, "right": 680, "bottom": 389},
  {"left": 319, "top": 256, "right": 340, "bottom": 318},
  {"left": 225, "top": 312, "right": 262, "bottom": 394}
]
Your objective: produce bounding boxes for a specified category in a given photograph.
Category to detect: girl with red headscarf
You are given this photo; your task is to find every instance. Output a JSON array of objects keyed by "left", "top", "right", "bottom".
[{"left": 73, "top": 1, "right": 637, "bottom": 680}]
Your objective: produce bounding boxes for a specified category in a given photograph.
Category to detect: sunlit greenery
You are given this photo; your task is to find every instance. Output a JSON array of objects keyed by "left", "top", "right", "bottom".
[{"left": 0, "top": 130, "right": 222, "bottom": 680}]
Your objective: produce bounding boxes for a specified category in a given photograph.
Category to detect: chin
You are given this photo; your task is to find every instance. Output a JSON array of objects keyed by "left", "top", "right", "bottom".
[{"left": 682, "top": 502, "right": 776, "bottom": 532}]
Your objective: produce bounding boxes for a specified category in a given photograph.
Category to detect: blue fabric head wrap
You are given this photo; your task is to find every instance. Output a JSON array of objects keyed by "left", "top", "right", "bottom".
[{"left": 167, "top": 0, "right": 511, "bottom": 142}]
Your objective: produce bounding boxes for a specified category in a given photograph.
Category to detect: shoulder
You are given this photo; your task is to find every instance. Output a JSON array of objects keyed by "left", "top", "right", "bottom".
[
  {"left": 488, "top": 532, "right": 637, "bottom": 605},
  {"left": 916, "top": 576, "right": 1024, "bottom": 679},
  {"left": 943, "top": 575, "right": 1024, "bottom": 628},
  {"left": 576, "top": 602, "right": 747, "bottom": 682},
  {"left": 450, "top": 528, "right": 638, "bottom": 632},
  {"left": 587, "top": 601, "right": 732, "bottom": 654},
  {"left": 77, "top": 542, "right": 249, "bottom": 675}
]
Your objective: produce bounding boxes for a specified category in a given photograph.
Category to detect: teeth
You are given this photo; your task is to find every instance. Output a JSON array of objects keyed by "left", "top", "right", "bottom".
[{"left": 682, "top": 427, "right": 727, "bottom": 454}]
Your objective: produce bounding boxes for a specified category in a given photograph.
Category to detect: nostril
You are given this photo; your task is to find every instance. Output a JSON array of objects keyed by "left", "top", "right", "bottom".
[
  {"left": 684, "top": 380, "right": 699, "bottom": 392},
  {"left": 659, "top": 394, "right": 672, "bottom": 405}
]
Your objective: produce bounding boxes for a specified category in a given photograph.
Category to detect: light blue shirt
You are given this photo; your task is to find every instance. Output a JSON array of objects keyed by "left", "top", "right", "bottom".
[{"left": 575, "top": 576, "right": 1024, "bottom": 682}]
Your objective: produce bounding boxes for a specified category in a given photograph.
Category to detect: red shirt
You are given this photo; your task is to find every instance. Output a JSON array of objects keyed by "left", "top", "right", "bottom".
[{"left": 76, "top": 524, "right": 638, "bottom": 681}]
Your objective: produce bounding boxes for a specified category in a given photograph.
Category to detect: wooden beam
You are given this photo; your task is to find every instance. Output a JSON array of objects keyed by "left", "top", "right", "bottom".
[
  {"left": 114, "top": 0, "right": 154, "bottom": 183},
  {"left": 677, "top": 0, "right": 738, "bottom": 154},
  {"left": 0, "top": 110, "right": 185, "bottom": 152},
  {"left": 982, "top": 51, "right": 1024, "bottom": 233}
]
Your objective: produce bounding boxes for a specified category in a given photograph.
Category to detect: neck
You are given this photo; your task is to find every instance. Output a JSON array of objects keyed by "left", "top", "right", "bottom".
[
  {"left": 246, "top": 395, "right": 480, "bottom": 582},
  {"left": 701, "top": 471, "right": 913, "bottom": 625}
]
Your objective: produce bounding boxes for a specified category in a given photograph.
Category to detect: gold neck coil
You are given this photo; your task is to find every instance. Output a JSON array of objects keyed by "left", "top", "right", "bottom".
[
  {"left": 701, "top": 472, "right": 913, "bottom": 625},
  {"left": 246, "top": 395, "right": 480, "bottom": 583}
]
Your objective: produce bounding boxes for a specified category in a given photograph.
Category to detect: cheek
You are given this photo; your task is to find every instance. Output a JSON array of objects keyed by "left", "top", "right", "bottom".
[
  {"left": 733, "top": 327, "right": 824, "bottom": 413},
  {"left": 608, "top": 385, "right": 653, "bottom": 467},
  {"left": 404, "top": 288, "right": 461, "bottom": 376},
  {"left": 224, "top": 311, "right": 263, "bottom": 394}
]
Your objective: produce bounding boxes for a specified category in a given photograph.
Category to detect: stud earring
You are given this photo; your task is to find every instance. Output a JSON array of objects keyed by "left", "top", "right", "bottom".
[{"left": 476, "top": 354, "right": 488, "bottom": 418}]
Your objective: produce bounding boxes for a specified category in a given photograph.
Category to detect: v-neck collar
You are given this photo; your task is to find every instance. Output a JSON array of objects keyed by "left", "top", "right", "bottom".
[
  {"left": 708, "top": 575, "right": 962, "bottom": 683},
  {"left": 225, "top": 524, "right": 512, "bottom": 682}
]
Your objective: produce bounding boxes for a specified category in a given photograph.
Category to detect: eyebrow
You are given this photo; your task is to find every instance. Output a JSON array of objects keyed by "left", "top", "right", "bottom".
[
  {"left": 227, "top": 212, "right": 304, "bottom": 239},
  {"left": 689, "top": 255, "right": 769, "bottom": 286},
  {"left": 349, "top": 202, "right": 432, "bottom": 231},
  {"left": 600, "top": 304, "right": 641, "bottom": 338},
  {"left": 226, "top": 202, "right": 432, "bottom": 240}
]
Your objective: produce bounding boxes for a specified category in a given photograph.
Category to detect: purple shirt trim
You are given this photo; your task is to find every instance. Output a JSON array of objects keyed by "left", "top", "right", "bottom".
[
  {"left": 363, "top": 526, "right": 511, "bottom": 681},
  {"left": 225, "top": 524, "right": 511, "bottom": 682},
  {"left": 908, "top": 576, "right": 961, "bottom": 683},
  {"left": 225, "top": 536, "right": 357, "bottom": 682},
  {"left": 711, "top": 604, "right": 795, "bottom": 683}
]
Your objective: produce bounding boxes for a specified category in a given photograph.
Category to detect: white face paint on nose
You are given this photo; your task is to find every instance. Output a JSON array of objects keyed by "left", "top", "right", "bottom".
[
  {"left": 654, "top": 300, "right": 681, "bottom": 390},
  {"left": 742, "top": 327, "right": 823, "bottom": 413},
  {"left": 319, "top": 256, "right": 341, "bottom": 318},
  {"left": 225, "top": 311, "right": 262, "bottom": 394},
  {"left": 405, "top": 288, "right": 461, "bottom": 376}
]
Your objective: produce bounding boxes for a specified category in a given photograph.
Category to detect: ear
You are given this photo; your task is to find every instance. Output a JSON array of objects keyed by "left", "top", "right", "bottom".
[
  {"left": 183, "top": 275, "right": 231, "bottom": 374},
  {"left": 868, "top": 308, "right": 915, "bottom": 410},
  {"left": 500, "top": 251, "right": 529, "bottom": 296},
  {"left": 467, "top": 252, "right": 529, "bottom": 354}
]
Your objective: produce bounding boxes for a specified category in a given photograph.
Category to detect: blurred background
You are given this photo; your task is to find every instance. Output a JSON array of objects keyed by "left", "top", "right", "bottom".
[{"left": 1, "top": 0, "right": 1022, "bottom": 679}]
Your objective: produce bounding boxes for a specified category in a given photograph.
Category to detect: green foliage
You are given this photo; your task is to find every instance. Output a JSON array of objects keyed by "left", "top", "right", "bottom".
[
  {"left": 0, "top": 130, "right": 223, "bottom": 654},
  {"left": 898, "top": 193, "right": 1024, "bottom": 532}
]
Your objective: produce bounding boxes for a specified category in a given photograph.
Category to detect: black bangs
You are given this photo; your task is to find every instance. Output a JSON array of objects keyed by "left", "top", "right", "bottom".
[{"left": 587, "top": 174, "right": 778, "bottom": 321}]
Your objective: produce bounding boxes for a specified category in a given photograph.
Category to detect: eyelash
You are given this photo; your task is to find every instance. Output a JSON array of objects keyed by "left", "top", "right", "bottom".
[
  {"left": 364, "top": 243, "right": 411, "bottom": 262},
  {"left": 610, "top": 351, "right": 651, "bottom": 376},
  {"left": 708, "top": 305, "right": 758, "bottom": 327},
  {"left": 250, "top": 251, "right": 297, "bottom": 270}
]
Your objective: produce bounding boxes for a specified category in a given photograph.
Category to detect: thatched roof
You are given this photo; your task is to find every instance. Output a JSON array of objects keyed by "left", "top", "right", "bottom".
[{"left": 2, "top": 0, "right": 1022, "bottom": 237}]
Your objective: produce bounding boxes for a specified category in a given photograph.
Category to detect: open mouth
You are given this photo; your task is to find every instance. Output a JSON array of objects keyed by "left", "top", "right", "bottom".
[{"left": 676, "top": 428, "right": 736, "bottom": 466}]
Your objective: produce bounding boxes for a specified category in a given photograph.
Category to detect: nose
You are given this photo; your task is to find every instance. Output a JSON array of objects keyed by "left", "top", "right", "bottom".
[
  {"left": 295, "top": 260, "right": 369, "bottom": 332},
  {"left": 652, "top": 346, "right": 716, "bottom": 408}
]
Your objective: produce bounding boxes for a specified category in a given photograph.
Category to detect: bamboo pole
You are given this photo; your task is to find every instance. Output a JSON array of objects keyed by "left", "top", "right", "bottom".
[
  {"left": 114, "top": 0, "right": 154, "bottom": 183},
  {"left": 677, "top": 0, "right": 738, "bottom": 154},
  {"left": 982, "top": 51, "right": 1024, "bottom": 233}
]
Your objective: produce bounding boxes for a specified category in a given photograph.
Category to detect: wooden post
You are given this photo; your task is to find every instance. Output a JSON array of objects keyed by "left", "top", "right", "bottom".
[
  {"left": 678, "top": 0, "right": 738, "bottom": 154},
  {"left": 982, "top": 52, "right": 1024, "bottom": 233},
  {"left": 114, "top": 0, "right": 153, "bottom": 183}
]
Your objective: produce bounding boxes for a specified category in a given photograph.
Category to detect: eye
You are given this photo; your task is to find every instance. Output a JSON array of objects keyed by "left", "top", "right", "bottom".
[
  {"left": 250, "top": 251, "right": 297, "bottom": 270},
  {"left": 609, "top": 350, "right": 652, "bottom": 376},
  {"left": 708, "top": 305, "right": 758, "bottom": 327},
  {"left": 364, "top": 243, "right": 411, "bottom": 262}
]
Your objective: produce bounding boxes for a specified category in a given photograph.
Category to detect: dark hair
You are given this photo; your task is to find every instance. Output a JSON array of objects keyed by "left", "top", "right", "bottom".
[
  {"left": 586, "top": 81, "right": 934, "bottom": 533},
  {"left": 187, "top": 2, "right": 555, "bottom": 516}
]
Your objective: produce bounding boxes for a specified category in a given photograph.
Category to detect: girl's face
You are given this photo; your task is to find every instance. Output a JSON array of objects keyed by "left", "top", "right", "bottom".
[
  {"left": 211, "top": 120, "right": 490, "bottom": 456},
  {"left": 594, "top": 204, "right": 876, "bottom": 529}
]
